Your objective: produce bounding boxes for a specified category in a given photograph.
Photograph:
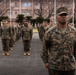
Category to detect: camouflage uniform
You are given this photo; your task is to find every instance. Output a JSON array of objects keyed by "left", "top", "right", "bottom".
[
  {"left": 29, "top": 23, "right": 33, "bottom": 40},
  {"left": 12, "top": 24, "right": 17, "bottom": 45},
  {"left": 38, "top": 24, "right": 45, "bottom": 41},
  {"left": 1, "top": 22, "right": 11, "bottom": 55},
  {"left": 22, "top": 23, "right": 32, "bottom": 55},
  {"left": 41, "top": 25, "right": 76, "bottom": 70},
  {"left": 45, "top": 25, "right": 53, "bottom": 32},
  {"left": 16, "top": 24, "right": 21, "bottom": 41},
  {"left": 38, "top": 22, "right": 47, "bottom": 41},
  {"left": 28, "top": 23, "right": 33, "bottom": 50},
  {"left": 44, "top": 21, "right": 54, "bottom": 32},
  {"left": 15, "top": 24, "right": 19, "bottom": 42},
  {"left": 41, "top": 7, "right": 76, "bottom": 75},
  {"left": 0, "top": 25, "right": 1, "bottom": 36},
  {"left": 9, "top": 23, "right": 16, "bottom": 50}
]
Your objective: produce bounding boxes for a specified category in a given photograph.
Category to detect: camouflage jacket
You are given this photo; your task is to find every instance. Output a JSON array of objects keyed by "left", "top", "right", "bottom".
[
  {"left": 11, "top": 26, "right": 16, "bottom": 35},
  {"left": 44, "top": 25, "right": 54, "bottom": 32},
  {"left": 22, "top": 26, "right": 32, "bottom": 40},
  {"left": 41, "top": 25, "right": 76, "bottom": 71},
  {"left": 1, "top": 26, "right": 11, "bottom": 39},
  {"left": 29, "top": 25, "right": 33, "bottom": 40},
  {"left": 38, "top": 25, "right": 46, "bottom": 41}
]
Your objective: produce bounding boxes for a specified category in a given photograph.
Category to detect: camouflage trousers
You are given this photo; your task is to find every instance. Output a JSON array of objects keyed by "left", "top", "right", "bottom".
[
  {"left": 48, "top": 69, "right": 75, "bottom": 75},
  {"left": 16, "top": 33, "right": 21, "bottom": 41},
  {"left": 9, "top": 38, "right": 15, "bottom": 48},
  {"left": 2, "top": 39, "right": 10, "bottom": 52},
  {"left": 39, "top": 32, "right": 44, "bottom": 41},
  {"left": 23, "top": 40, "right": 30, "bottom": 52}
]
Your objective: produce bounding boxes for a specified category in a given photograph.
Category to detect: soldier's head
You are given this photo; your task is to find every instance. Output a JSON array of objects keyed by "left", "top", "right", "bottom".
[
  {"left": 42, "top": 21, "right": 48, "bottom": 27},
  {"left": 2, "top": 19, "right": 9, "bottom": 26},
  {"left": 49, "top": 20, "right": 54, "bottom": 27},
  {"left": 24, "top": 22, "right": 28, "bottom": 27},
  {"left": 56, "top": 7, "right": 69, "bottom": 25}
]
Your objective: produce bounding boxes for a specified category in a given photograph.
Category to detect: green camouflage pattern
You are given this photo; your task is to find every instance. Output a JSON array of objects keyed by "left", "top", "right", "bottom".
[
  {"left": 56, "top": 7, "right": 68, "bottom": 15},
  {"left": 1, "top": 25, "right": 11, "bottom": 39},
  {"left": 38, "top": 25, "right": 46, "bottom": 41},
  {"left": 41, "top": 25, "right": 76, "bottom": 71},
  {"left": 22, "top": 26, "right": 32, "bottom": 40}
]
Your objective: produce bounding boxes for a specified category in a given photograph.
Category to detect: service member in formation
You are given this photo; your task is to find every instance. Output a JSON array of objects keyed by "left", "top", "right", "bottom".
[
  {"left": 1, "top": 19, "right": 12, "bottom": 56},
  {"left": 41, "top": 7, "right": 76, "bottom": 75},
  {"left": 28, "top": 22, "right": 33, "bottom": 50},
  {"left": 22, "top": 22, "right": 32, "bottom": 56},
  {"left": 44, "top": 20, "right": 54, "bottom": 32},
  {"left": 38, "top": 21, "right": 48, "bottom": 41}
]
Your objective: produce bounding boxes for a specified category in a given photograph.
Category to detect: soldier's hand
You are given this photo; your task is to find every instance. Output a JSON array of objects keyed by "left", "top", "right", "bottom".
[{"left": 45, "top": 63, "right": 49, "bottom": 68}]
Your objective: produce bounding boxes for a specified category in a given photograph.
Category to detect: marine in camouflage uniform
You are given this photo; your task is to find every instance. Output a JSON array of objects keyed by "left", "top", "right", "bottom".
[
  {"left": 16, "top": 23, "right": 21, "bottom": 41},
  {"left": 9, "top": 22, "right": 16, "bottom": 50},
  {"left": 12, "top": 22, "right": 17, "bottom": 45},
  {"left": 28, "top": 22, "right": 33, "bottom": 39},
  {"left": 22, "top": 22, "right": 32, "bottom": 56},
  {"left": 0, "top": 23, "right": 1, "bottom": 36},
  {"left": 1, "top": 20, "right": 12, "bottom": 56},
  {"left": 13, "top": 23, "right": 18, "bottom": 43},
  {"left": 38, "top": 21, "right": 48, "bottom": 41},
  {"left": 28, "top": 22, "right": 33, "bottom": 50},
  {"left": 44, "top": 20, "right": 54, "bottom": 32},
  {"left": 41, "top": 7, "right": 76, "bottom": 75}
]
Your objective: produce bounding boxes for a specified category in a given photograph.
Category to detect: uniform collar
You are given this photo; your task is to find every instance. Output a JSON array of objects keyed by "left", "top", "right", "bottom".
[{"left": 55, "top": 25, "right": 70, "bottom": 34}]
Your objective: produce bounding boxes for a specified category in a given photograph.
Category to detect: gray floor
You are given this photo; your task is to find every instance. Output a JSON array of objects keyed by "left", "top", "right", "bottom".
[{"left": 0, "top": 33, "right": 48, "bottom": 75}]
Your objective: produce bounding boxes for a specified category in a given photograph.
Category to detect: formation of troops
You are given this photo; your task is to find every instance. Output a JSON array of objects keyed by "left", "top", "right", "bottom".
[
  {"left": 0, "top": 16, "right": 55, "bottom": 56},
  {"left": 0, "top": 6, "right": 76, "bottom": 75},
  {"left": 37, "top": 20, "right": 54, "bottom": 41},
  {"left": 0, "top": 19, "right": 33, "bottom": 56},
  {"left": 0, "top": 17, "right": 74, "bottom": 56}
]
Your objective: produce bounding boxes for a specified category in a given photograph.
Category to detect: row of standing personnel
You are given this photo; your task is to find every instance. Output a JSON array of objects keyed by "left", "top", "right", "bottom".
[
  {"left": 0, "top": 19, "right": 33, "bottom": 56},
  {"left": 0, "top": 6, "right": 76, "bottom": 75},
  {"left": 37, "top": 20, "right": 54, "bottom": 42}
]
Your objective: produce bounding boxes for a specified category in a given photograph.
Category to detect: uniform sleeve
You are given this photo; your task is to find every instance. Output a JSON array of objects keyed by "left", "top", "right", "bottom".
[
  {"left": 30, "top": 29, "right": 33, "bottom": 39},
  {"left": 73, "top": 30, "right": 76, "bottom": 59},
  {"left": 41, "top": 32, "right": 51, "bottom": 64},
  {"left": 9, "top": 27, "right": 12, "bottom": 37},
  {"left": 1, "top": 27, "right": 2, "bottom": 36},
  {"left": 74, "top": 41, "right": 76, "bottom": 59},
  {"left": 75, "top": 31, "right": 76, "bottom": 41},
  {"left": 12, "top": 27, "right": 15, "bottom": 35},
  {"left": 21, "top": 28, "right": 24, "bottom": 38}
]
